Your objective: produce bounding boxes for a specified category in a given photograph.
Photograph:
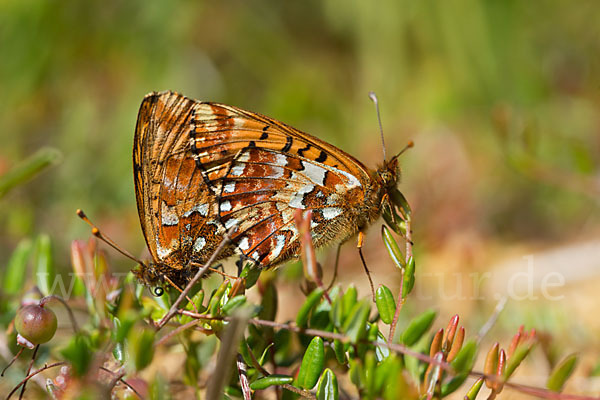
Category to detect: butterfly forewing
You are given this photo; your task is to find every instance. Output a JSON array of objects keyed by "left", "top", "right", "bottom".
[{"left": 133, "top": 91, "right": 385, "bottom": 284}]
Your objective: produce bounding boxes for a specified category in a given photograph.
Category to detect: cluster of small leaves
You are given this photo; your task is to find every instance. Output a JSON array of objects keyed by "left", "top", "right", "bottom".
[{"left": 0, "top": 227, "right": 592, "bottom": 398}]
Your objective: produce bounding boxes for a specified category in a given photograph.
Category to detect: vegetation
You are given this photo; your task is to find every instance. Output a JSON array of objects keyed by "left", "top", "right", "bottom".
[{"left": 1, "top": 1, "right": 599, "bottom": 399}]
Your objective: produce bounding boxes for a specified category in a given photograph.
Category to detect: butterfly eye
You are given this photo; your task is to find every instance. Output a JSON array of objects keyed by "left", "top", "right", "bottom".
[{"left": 152, "top": 286, "right": 164, "bottom": 297}]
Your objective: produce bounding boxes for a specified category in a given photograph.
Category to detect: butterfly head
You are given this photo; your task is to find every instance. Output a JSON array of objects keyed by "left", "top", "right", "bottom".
[
  {"left": 132, "top": 262, "right": 165, "bottom": 296},
  {"left": 377, "top": 143, "right": 413, "bottom": 232},
  {"left": 377, "top": 157, "right": 400, "bottom": 190}
]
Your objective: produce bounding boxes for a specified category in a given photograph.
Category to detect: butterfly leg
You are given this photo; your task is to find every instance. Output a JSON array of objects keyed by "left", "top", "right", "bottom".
[
  {"left": 357, "top": 231, "right": 376, "bottom": 301},
  {"left": 235, "top": 257, "right": 245, "bottom": 276},
  {"left": 326, "top": 243, "right": 342, "bottom": 291}
]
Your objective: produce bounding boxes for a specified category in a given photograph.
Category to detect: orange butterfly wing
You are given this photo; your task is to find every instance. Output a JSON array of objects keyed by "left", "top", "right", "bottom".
[
  {"left": 190, "top": 101, "right": 377, "bottom": 265},
  {"left": 134, "top": 91, "right": 382, "bottom": 275}
]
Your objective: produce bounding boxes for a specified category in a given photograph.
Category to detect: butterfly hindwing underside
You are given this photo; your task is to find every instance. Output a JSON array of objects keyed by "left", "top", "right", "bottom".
[{"left": 134, "top": 91, "right": 391, "bottom": 286}]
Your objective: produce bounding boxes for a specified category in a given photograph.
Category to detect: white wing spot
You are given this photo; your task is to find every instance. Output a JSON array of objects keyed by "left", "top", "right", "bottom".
[
  {"left": 161, "top": 202, "right": 179, "bottom": 226},
  {"left": 303, "top": 162, "right": 327, "bottom": 185},
  {"left": 322, "top": 207, "right": 343, "bottom": 220},
  {"left": 270, "top": 235, "right": 286, "bottom": 260},
  {"left": 275, "top": 153, "right": 288, "bottom": 167},
  {"left": 157, "top": 246, "right": 171, "bottom": 258},
  {"left": 289, "top": 184, "right": 315, "bottom": 209},
  {"left": 183, "top": 203, "right": 209, "bottom": 217},
  {"left": 231, "top": 164, "right": 245, "bottom": 176},
  {"left": 238, "top": 151, "right": 251, "bottom": 162},
  {"left": 224, "top": 182, "right": 236, "bottom": 193},
  {"left": 225, "top": 218, "right": 238, "bottom": 229},
  {"left": 193, "top": 237, "right": 207, "bottom": 252},
  {"left": 220, "top": 200, "right": 232, "bottom": 212},
  {"left": 238, "top": 236, "right": 250, "bottom": 251},
  {"left": 156, "top": 238, "right": 179, "bottom": 259},
  {"left": 330, "top": 166, "right": 362, "bottom": 188}
]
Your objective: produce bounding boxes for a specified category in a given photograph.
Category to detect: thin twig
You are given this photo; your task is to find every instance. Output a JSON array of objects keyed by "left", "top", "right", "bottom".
[
  {"left": 178, "top": 311, "right": 450, "bottom": 371},
  {"left": 236, "top": 354, "right": 251, "bottom": 400},
  {"left": 18, "top": 345, "right": 39, "bottom": 400},
  {"left": 99, "top": 366, "right": 145, "bottom": 399},
  {"left": 388, "top": 217, "right": 412, "bottom": 343},
  {"left": 6, "top": 361, "right": 66, "bottom": 400},
  {"left": 477, "top": 296, "right": 508, "bottom": 343},
  {"left": 157, "top": 226, "right": 236, "bottom": 329},
  {"left": 387, "top": 271, "right": 405, "bottom": 343},
  {"left": 1, "top": 347, "right": 24, "bottom": 376},
  {"left": 326, "top": 243, "right": 342, "bottom": 291},
  {"left": 154, "top": 319, "right": 201, "bottom": 347}
]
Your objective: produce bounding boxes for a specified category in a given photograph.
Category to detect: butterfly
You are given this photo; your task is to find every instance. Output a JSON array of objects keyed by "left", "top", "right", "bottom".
[{"left": 132, "top": 91, "right": 410, "bottom": 288}]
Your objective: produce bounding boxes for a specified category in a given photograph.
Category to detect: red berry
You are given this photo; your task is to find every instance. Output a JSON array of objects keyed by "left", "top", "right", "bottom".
[{"left": 14, "top": 304, "right": 57, "bottom": 345}]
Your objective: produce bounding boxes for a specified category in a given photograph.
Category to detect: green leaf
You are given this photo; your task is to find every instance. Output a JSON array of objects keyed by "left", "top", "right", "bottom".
[
  {"left": 128, "top": 327, "right": 156, "bottom": 371},
  {"left": 149, "top": 372, "right": 171, "bottom": 400},
  {"left": 3, "top": 239, "right": 33, "bottom": 295},
  {"left": 296, "top": 288, "right": 324, "bottom": 327},
  {"left": 342, "top": 300, "right": 370, "bottom": 343},
  {"left": 330, "top": 295, "right": 344, "bottom": 329},
  {"left": 381, "top": 226, "right": 405, "bottom": 270},
  {"left": 250, "top": 374, "right": 294, "bottom": 390},
  {"left": 374, "top": 354, "right": 402, "bottom": 397},
  {"left": 390, "top": 189, "right": 411, "bottom": 218},
  {"left": 382, "top": 204, "right": 404, "bottom": 236},
  {"left": 113, "top": 341, "right": 125, "bottom": 363},
  {"left": 375, "top": 285, "right": 396, "bottom": 324},
  {"left": 364, "top": 351, "right": 376, "bottom": 397},
  {"left": 375, "top": 330, "right": 390, "bottom": 361},
  {"left": 317, "top": 368, "right": 339, "bottom": 400},
  {"left": 60, "top": 334, "right": 92, "bottom": 376},
  {"left": 348, "top": 358, "right": 364, "bottom": 390},
  {"left": 0, "top": 147, "right": 62, "bottom": 198},
  {"left": 296, "top": 336, "right": 325, "bottom": 389},
  {"left": 239, "top": 263, "right": 261, "bottom": 288},
  {"left": 333, "top": 338, "right": 346, "bottom": 364},
  {"left": 441, "top": 373, "right": 469, "bottom": 396},
  {"left": 450, "top": 339, "right": 477, "bottom": 373},
  {"left": 259, "top": 280, "right": 278, "bottom": 321},
  {"left": 547, "top": 353, "right": 578, "bottom": 392},
  {"left": 112, "top": 312, "right": 138, "bottom": 343},
  {"left": 342, "top": 285, "right": 357, "bottom": 315},
  {"left": 400, "top": 309, "right": 436, "bottom": 346},
  {"left": 503, "top": 343, "right": 532, "bottom": 379},
  {"left": 402, "top": 257, "right": 415, "bottom": 299},
  {"left": 208, "top": 280, "right": 229, "bottom": 315},
  {"left": 34, "top": 234, "right": 55, "bottom": 295},
  {"left": 185, "top": 289, "right": 205, "bottom": 313},
  {"left": 464, "top": 377, "right": 484, "bottom": 400},
  {"left": 258, "top": 343, "right": 275, "bottom": 366},
  {"left": 222, "top": 295, "right": 247, "bottom": 315}
]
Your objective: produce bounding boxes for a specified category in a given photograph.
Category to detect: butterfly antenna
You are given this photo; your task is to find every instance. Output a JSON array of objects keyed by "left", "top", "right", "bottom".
[
  {"left": 369, "top": 91, "right": 387, "bottom": 161},
  {"left": 395, "top": 140, "right": 414, "bottom": 159},
  {"left": 76, "top": 209, "right": 145, "bottom": 266}
]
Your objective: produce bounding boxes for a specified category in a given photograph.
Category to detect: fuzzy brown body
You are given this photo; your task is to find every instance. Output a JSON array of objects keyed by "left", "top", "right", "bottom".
[{"left": 133, "top": 91, "right": 396, "bottom": 287}]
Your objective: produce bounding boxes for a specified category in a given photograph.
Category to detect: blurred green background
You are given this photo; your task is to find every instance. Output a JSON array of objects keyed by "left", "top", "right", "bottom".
[{"left": 1, "top": 0, "right": 599, "bottom": 393}]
